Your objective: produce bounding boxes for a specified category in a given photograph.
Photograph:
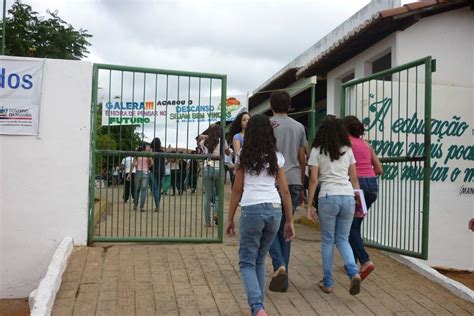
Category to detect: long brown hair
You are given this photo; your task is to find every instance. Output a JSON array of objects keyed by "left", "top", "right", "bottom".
[
  {"left": 204, "top": 124, "right": 221, "bottom": 153},
  {"left": 240, "top": 114, "right": 278, "bottom": 176}
]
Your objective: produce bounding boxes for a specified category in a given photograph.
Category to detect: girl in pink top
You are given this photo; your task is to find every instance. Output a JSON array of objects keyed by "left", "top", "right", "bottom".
[
  {"left": 342, "top": 116, "right": 382, "bottom": 282},
  {"left": 127, "top": 143, "right": 152, "bottom": 212}
]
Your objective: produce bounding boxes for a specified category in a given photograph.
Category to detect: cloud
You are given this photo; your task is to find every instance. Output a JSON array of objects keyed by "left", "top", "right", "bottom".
[{"left": 21, "top": 0, "right": 370, "bottom": 94}]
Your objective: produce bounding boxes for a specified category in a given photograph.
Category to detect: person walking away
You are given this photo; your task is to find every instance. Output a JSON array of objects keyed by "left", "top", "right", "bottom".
[
  {"left": 128, "top": 143, "right": 152, "bottom": 212},
  {"left": 188, "top": 151, "right": 199, "bottom": 193},
  {"left": 169, "top": 152, "right": 180, "bottom": 196},
  {"left": 113, "top": 165, "right": 120, "bottom": 187},
  {"left": 161, "top": 160, "right": 171, "bottom": 195},
  {"left": 178, "top": 155, "right": 188, "bottom": 194},
  {"left": 224, "top": 147, "right": 235, "bottom": 185},
  {"left": 202, "top": 124, "right": 229, "bottom": 227},
  {"left": 121, "top": 156, "right": 136, "bottom": 203},
  {"left": 306, "top": 116, "right": 362, "bottom": 295},
  {"left": 342, "top": 116, "right": 382, "bottom": 281},
  {"left": 226, "top": 114, "right": 295, "bottom": 316},
  {"left": 150, "top": 137, "right": 165, "bottom": 212},
  {"left": 268, "top": 91, "right": 307, "bottom": 292}
]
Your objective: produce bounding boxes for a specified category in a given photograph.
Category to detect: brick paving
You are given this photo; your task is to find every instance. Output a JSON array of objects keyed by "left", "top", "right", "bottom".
[
  {"left": 53, "top": 222, "right": 473, "bottom": 315},
  {"left": 53, "top": 183, "right": 473, "bottom": 315}
]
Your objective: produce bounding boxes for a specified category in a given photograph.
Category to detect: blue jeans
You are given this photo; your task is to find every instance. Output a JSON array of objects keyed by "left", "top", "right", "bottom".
[
  {"left": 150, "top": 173, "right": 162, "bottom": 209},
  {"left": 203, "top": 167, "right": 220, "bottom": 225},
  {"left": 134, "top": 171, "right": 149, "bottom": 209},
  {"left": 349, "top": 177, "right": 378, "bottom": 264},
  {"left": 318, "top": 195, "right": 359, "bottom": 288},
  {"left": 269, "top": 185, "right": 302, "bottom": 273},
  {"left": 239, "top": 203, "right": 282, "bottom": 315}
]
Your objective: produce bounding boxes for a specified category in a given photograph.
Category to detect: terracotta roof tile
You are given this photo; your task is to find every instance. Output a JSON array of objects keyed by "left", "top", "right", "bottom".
[
  {"left": 380, "top": 6, "right": 409, "bottom": 18},
  {"left": 404, "top": 0, "right": 439, "bottom": 11}
]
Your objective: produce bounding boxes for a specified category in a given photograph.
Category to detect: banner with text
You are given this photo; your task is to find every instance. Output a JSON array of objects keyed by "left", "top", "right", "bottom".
[
  {"left": 0, "top": 58, "right": 45, "bottom": 135},
  {"left": 101, "top": 95, "right": 248, "bottom": 126}
]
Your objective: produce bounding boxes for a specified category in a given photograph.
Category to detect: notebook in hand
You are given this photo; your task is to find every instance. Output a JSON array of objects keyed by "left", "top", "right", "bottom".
[{"left": 354, "top": 189, "right": 368, "bottom": 217}]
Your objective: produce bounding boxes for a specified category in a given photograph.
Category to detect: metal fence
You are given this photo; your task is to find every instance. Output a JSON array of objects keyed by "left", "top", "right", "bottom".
[
  {"left": 341, "top": 56, "right": 434, "bottom": 259},
  {"left": 88, "top": 64, "right": 227, "bottom": 243}
]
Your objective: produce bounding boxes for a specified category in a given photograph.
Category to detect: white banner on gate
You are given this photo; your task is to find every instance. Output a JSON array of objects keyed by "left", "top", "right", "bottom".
[
  {"left": 101, "top": 95, "right": 248, "bottom": 126},
  {"left": 0, "top": 58, "right": 45, "bottom": 135}
]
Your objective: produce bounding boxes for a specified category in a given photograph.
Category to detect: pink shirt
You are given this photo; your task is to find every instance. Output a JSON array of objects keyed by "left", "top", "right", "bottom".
[
  {"left": 349, "top": 135, "right": 376, "bottom": 177},
  {"left": 136, "top": 157, "right": 149, "bottom": 173}
]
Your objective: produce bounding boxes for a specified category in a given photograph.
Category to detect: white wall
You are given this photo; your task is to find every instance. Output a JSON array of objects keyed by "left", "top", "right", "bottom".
[
  {"left": 326, "top": 7, "right": 474, "bottom": 270},
  {"left": 395, "top": 7, "right": 474, "bottom": 270},
  {"left": 0, "top": 57, "right": 92, "bottom": 298}
]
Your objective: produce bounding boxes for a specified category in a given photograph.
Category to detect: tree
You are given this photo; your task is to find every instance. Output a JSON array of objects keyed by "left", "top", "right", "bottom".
[
  {"left": 95, "top": 103, "right": 142, "bottom": 174},
  {"left": 5, "top": 1, "right": 92, "bottom": 59}
]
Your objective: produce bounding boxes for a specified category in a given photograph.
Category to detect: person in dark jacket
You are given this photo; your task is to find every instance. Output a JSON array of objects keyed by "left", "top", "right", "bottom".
[{"left": 150, "top": 137, "right": 165, "bottom": 211}]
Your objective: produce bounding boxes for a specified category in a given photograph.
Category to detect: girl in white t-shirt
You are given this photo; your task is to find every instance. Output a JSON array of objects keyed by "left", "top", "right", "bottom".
[
  {"left": 226, "top": 114, "right": 295, "bottom": 316},
  {"left": 306, "top": 116, "right": 362, "bottom": 296}
]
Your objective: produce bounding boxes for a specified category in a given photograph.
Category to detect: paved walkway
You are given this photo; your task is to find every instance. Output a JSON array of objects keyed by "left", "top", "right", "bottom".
[{"left": 53, "top": 186, "right": 473, "bottom": 315}]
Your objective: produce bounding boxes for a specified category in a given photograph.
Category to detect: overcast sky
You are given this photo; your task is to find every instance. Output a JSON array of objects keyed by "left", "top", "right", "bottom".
[
  {"left": 8, "top": 0, "right": 375, "bottom": 95},
  {"left": 6, "top": 0, "right": 389, "bottom": 147}
]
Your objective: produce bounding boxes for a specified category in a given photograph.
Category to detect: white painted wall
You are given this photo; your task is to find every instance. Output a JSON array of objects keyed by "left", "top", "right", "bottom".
[
  {"left": 0, "top": 57, "right": 92, "bottom": 298},
  {"left": 326, "top": 7, "right": 474, "bottom": 270},
  {"left": 395, "top": 7, "right": 474, "bottom": 271}
]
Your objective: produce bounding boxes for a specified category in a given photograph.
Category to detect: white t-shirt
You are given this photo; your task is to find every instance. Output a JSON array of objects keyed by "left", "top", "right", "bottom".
[
  {"left": 121, "top": 157, "right": 136, "bottom": 174},
  {"left": 205, "top": 140, "right": 228, "bottom": 170},
  {"left": 240, "top": 152, "right": 285, "bottom": 206},
  {"left": 308, "top": 146, "right": 355, "bottom": 198},
  {"left": 224, "top": 148, "right": 233, "bottom": 164}
]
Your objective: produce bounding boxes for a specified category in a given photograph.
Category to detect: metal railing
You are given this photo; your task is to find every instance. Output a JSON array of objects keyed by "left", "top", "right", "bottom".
[
  {"left": 89, "top": 63, "right": 227, "bottom": 243},
  {"left": 341, "top": 56, "right": 434, "bottom": 259}
]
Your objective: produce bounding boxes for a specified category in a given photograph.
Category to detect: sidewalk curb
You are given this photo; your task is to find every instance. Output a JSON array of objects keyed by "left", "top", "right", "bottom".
[
  {"left": 386, "top": 252, "right": 474, "bottom": 303},
  {"left": 29, "top": 237, "right": 74, "bottom": 316}
]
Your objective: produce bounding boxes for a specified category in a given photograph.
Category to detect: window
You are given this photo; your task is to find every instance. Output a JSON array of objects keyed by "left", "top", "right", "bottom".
[
  {"left": 372, "top": 52, "right": 392, "bottom": 81},
  {"left": 341, "top": 72, "right": 355, "bottom": 84}
]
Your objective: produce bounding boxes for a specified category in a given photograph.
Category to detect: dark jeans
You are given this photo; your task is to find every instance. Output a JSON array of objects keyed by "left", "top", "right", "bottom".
[
  {"left": 170, "top": 170, "right": 180, "bottom": 195},
  {"left": 150, "top": 173, "right": 163, "bottom": 209},
  {"left": 269, "top": 184, "right": 302, "bottom": 273},
  {"left": 123, "top": 173, "right": 135, "bottom": 202},
  {"left": 349, "top": 176, "right": 378, "bottom": 264},
  {"left": 224, "top": 165, "right": 235, "bottom": 185},
  {"left": 188, "top": 173, "right": 198, "bottom": 191}
]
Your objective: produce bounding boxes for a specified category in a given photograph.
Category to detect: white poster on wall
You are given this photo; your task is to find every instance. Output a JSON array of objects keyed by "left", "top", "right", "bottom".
[{"left": 0, "top": 58, "right": 45, "bottom": 135}]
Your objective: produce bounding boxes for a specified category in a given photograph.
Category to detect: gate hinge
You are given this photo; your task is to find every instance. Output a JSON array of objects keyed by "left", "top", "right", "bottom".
[{"left": 431, "top": 59, "right": 437, "bottom": 73}]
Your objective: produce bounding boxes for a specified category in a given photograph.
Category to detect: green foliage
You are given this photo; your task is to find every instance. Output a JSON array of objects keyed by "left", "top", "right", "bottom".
[
  {"left": 95, "top": 104, "right": 141, "bottom": 151},
  {"left": 95, "top": 103, "right": 141, "bottom": 173},
  {"left": 5, "top": 1, "right": 92, "bottom": 59}
]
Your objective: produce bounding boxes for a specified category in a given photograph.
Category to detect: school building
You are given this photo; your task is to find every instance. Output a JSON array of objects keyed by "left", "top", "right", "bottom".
[{"left": 248, "top": 0, "right": 473, "bottom": 271}]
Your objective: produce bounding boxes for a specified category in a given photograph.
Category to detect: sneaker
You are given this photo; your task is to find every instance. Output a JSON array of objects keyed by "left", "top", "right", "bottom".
[
  {"left": 140, "top": 208, "right": 145, "bottom": 212},
  {"left": 256, "top": 309, "right": 267, "bottom": 316},
  {"left": 318, "top": 281, "right": 333, "bottom": 294},
  {"left": 349, "top": 274, "right": 361, "bottom": 295},
  {"left": 133, "top": 205, "right": 137, "bottom": 211},
  {"left": 269, "top": 266, "right": 288, "bottom": 292},
  {"left": 154, "top": 208, "right": 159, "bottom": 212},
  {"left": 360, "top": 262, "right": 375, "bottom": 281}
]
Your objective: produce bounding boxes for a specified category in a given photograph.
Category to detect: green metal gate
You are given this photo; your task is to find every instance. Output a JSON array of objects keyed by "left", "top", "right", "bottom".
[
  {"left": 88, "top": 64, "right": 227, "bottom": 243},
  {"left": 341, "top": 56, "right": 435, "bottom": 259}
]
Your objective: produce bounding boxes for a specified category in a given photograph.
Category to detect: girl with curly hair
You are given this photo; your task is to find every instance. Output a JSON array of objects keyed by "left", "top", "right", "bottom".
[
  {"left": 306, "top": 116, "right": 362, "bottom": 295},
  {"left": 226, "top": 114, "right": 295, "bottom": 316},
  {"left": 227, "top": 111, "right": 250, "bottom": 162}
]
